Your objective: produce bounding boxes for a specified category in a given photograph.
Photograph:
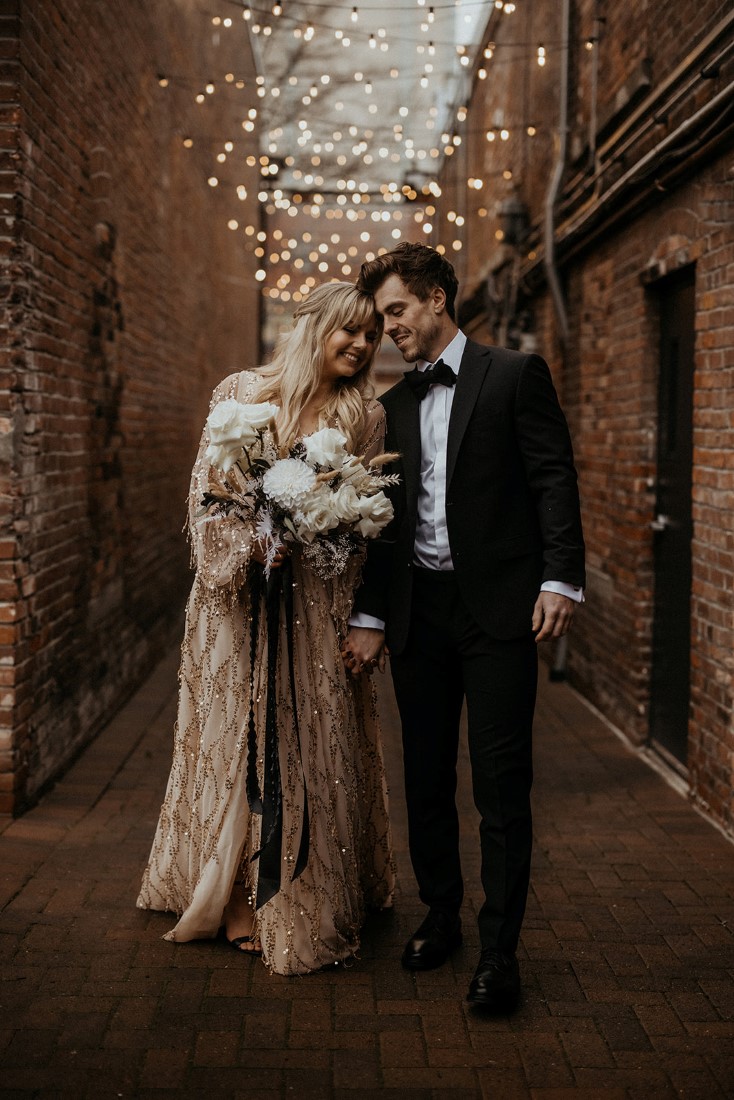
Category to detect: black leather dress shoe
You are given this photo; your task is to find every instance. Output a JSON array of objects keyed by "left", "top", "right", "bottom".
[
  {"left": 401, "top": 911, "right": 462, "bottom": 971},
  {"left": 466, "top": 949, "right": 520, "bottom": 1012}
]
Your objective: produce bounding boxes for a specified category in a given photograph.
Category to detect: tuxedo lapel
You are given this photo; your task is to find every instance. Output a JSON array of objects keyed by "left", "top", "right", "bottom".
[
  {"left": 388, "top": 385, "right": 421, "bottom": 515},
  {"left": 446, "top": 341, "right": 492, "bottom": 488}
]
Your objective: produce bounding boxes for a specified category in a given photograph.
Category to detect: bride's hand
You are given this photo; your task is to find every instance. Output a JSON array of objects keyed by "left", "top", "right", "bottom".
[
  {"left": 341, "top": 626, "right": 387, "bottom": 677},
  {"left": 251, "top": 540, "right": 287, "bottom": 569}
]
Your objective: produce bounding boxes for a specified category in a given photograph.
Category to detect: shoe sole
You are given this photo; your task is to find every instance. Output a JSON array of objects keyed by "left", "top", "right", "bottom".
[{"left": 465, "top": 989, "right": 519, "bottom": 1013}]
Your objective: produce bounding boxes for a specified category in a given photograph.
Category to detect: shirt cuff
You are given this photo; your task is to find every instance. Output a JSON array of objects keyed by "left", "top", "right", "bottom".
[
  {"left": 348, "top": 611, "right": 386, "bottom": 631},
  {"left": 541, "top": 581, "right": 585, "bottom": 604}
]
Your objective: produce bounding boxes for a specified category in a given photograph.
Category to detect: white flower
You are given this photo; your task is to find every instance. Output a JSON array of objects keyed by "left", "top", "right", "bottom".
[
  {"left": 331, "top": 483, "right": 361, "bottom": 525},
  {"left": 355, "top": 490, "right": 393, "bottom": 538},
  {"left": 205, "top": 399, "right": 279, "bottom": 473},
  {"left": 262, "top": 457, "right": 317, "bottom": 511},
  {"left": 303, "top": 427, "right": 348, "bottom": 469},
  {"left": 338, "top": 456, "right": 373, "bottom": 493},
  {"left": 293, "top": 486, "right": 340, "bottom": 541}
]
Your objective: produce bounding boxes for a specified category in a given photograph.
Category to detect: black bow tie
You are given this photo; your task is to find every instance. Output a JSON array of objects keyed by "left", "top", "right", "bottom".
[{"left": 404, "top": 359, "right": 457, "bottom": 400}]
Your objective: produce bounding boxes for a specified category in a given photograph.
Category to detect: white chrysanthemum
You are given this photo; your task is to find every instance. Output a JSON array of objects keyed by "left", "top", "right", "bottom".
[{"left": 262, "top": 457, "right": 317, "bottom": 510}]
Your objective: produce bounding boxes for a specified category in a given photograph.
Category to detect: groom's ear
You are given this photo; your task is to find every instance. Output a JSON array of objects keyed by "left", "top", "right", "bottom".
[{"left": 430, "top": 286, "right": 447, "bottom": 314}]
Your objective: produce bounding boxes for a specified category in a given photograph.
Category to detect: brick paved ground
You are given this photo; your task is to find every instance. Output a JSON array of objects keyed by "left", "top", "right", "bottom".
[{"left": 1, "top": 645, "right": 733, "bottom": 1098}]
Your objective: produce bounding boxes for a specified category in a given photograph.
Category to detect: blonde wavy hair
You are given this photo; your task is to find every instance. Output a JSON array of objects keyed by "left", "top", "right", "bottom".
[{"left": 256, "top": 282, "right": 382, "bottom": 452}]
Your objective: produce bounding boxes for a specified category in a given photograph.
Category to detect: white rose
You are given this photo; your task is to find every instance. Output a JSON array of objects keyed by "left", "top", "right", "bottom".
[
  {"left": 294, "top": 486, "right": 340, "bottom": 541},
  {"left": 262, "top": 457, "right": 317, "bottom": 511},
  {"left": 355, "top": 490, "right": 394, "bottom": 538},
  {"left": 205, "top": 399, "right": 279, "bottom": 473},
  {"left": 338, "top": 456, "right": 373, "bottom": 493},
  {"left": 331, "top": 483, "right": 361, "bottom": 524},
  {"left": 303, "top": 427, "right": 348, "bottom": 469}
]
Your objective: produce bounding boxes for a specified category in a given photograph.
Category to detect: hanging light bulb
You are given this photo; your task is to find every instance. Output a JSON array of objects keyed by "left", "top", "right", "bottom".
[
  {"left": 351, "top": 6, "right": 358, "bottom": 21},
  {"left": 537, "top": 44, "right": 546, "bottom": 66}
]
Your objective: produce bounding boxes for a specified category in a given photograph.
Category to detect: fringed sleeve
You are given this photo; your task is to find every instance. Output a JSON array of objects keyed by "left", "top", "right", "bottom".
[{"left": 188, "top": 372, "right": 259, "bottom": 591}]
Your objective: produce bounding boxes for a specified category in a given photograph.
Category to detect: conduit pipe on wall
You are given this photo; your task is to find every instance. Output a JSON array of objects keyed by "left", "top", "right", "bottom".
[
  {"left": 557, "top": 77, "right": 734, "bottom": 251},
  {"left": 543, "top": 0, "right": 571, "bottom": 350}
]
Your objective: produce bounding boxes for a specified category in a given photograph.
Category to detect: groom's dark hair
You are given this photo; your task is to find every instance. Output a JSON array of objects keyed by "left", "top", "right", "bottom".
[{"left": 357, "top": 242, "right": 460, "bottom": 321}]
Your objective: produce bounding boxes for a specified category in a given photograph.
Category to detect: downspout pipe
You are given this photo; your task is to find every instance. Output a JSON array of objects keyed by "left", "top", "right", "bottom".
[
  {"left": 544, "top": 0, "right": 571, "bottom": 350},
  {"left": 544, "top": 0, "right": 571, "bottom": 680}
]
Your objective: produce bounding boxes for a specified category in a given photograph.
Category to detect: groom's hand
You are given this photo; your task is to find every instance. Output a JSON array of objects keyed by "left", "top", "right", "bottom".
[
  {"left": 341, "top": 626, "right": 386, "bottom": 677},
  {"left": 532, "top": 592, "right": 575, "bottom": 642}
]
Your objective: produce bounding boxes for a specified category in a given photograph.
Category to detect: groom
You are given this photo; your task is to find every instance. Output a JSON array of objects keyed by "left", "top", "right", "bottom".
[{"left": 344, "top": 242, "right": 585, "bottom": 1012}]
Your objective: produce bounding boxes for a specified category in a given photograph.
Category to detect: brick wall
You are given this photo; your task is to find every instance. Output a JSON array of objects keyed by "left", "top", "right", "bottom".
[
  {"left": 435, "top": 2, "right": 734, "bottom": 835},
  {"left": 0, "top": 0, "right": 262, "bottom": 813}
]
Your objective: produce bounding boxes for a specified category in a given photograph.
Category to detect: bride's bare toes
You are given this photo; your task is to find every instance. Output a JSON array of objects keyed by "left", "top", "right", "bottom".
[{"left": 227, "top": 932, "right": 262, "bottom": 956}]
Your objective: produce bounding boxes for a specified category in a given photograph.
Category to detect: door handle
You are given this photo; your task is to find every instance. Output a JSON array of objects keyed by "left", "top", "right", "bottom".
[{"left": 650, "top": 514, "right": 672, "bottom": 532}]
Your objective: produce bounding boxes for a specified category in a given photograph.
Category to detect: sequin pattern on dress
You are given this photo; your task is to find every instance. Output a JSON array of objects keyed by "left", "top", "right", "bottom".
[{"left": 137, "top": 370, "right": 396, "bottom": 975}]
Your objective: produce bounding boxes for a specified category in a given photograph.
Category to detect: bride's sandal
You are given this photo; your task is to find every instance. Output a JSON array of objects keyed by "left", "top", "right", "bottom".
[
  {"left": 227, "top": 932, "right": 262, "bottom": 956},
  {"left": 223, "top": 879, "right": 261, "bottom": 956}
]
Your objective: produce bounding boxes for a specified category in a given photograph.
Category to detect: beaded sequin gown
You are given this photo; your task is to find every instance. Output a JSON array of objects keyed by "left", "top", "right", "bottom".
[{"left": 137, "top": 370, "right": 395, "bottom": 975}]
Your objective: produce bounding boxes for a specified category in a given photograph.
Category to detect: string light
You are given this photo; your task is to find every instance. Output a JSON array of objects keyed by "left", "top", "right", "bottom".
[{"left": 178, "top": 8, "right": 576, "bottom": 303}]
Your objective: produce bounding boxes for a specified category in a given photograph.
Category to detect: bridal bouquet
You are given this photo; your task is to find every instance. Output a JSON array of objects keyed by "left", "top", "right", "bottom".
[{"left": 200, "top": 398, "right": 398, "bottom": 578}]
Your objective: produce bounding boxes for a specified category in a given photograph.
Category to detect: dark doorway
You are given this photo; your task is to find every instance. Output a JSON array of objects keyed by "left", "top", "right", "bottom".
[{"left": 649, "top": 266, "right": 695, "bottom": 767}]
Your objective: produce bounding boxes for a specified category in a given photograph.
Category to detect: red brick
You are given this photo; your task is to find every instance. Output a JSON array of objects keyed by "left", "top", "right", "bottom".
[
  {"left": 438, "top": 0, "right": 734, "bottom": 838},
  {"left": 0, "top": 0, "right": 261, "bottom": 813}
]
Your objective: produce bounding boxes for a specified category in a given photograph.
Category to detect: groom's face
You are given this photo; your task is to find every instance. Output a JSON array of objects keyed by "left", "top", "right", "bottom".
[{"left": 373, "top": 274, "right": 445, "bottom": 364}]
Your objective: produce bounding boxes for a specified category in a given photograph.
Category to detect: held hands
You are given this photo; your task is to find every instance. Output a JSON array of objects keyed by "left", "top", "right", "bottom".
[
  {"left": 532, "top": 591, "right": 575, "bottom": 642},
  {"left": 341, "top": 626, "right": 387, "bottom": 678}
]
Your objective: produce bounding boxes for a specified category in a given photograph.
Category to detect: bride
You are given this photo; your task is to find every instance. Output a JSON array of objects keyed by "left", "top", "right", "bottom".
[{"left": 137, "top": 282, "right": 396, "bottom": 974}]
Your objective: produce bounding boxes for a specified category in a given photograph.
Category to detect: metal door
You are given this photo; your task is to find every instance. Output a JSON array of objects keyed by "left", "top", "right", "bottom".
[{"left": 649, "top": 267, "right": 695, "bottom": 767}]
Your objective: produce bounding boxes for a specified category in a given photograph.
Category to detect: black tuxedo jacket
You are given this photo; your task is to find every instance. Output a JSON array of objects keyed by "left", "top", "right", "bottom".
[{"left": 354, "top": 339, "right": 585, "bottom": 653}]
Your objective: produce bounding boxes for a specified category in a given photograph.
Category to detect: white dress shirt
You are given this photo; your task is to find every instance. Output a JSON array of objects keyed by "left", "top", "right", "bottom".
[
  {"left": 351, "top": 332, "right": 583, "bottom": 630},
  {"left": 413, "top": 331, "right": 465, "bottom": 569}
]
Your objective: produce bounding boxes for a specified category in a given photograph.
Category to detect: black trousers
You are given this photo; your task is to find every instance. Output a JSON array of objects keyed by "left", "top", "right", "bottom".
[{"left": 390, "top": 567, "right": 537, "bottom": 955}]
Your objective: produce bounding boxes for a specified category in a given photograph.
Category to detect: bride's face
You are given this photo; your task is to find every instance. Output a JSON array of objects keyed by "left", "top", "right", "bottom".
[{"left": 320, "top": 320, "right": 379, "bottom": 386}]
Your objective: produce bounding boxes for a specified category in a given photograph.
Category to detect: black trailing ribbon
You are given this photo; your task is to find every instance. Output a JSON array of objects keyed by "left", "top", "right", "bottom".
[{"left": 246, "top": 558, "right": 309, "bottom": 910}]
